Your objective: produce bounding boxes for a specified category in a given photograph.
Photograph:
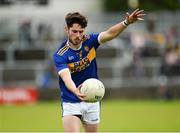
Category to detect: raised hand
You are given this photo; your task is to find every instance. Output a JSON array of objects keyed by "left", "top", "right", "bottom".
[{"left": 126, "top": 9, "right": 145, "bottom": 24}]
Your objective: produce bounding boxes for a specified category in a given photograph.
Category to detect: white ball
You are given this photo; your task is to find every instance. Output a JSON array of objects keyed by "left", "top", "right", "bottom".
[{"left": 80, "top": 78, "right": 105, "bottom": 102}]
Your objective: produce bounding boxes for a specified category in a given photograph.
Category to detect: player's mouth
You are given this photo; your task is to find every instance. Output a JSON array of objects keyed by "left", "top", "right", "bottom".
[{"left": 74, "top": 38, "right": 82, "bottom": 44}]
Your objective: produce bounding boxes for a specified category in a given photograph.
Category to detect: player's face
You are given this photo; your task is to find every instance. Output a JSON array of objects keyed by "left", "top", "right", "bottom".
[{"left": 66, "top": 23, "right": 85, "bottom": 46}]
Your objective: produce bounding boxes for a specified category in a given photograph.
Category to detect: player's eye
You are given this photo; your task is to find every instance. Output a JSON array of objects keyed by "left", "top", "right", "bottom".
[
  {"left": 79, "top": 31, "right": 83, "bottom": 34},
  {"left": 72, "top": 30, "right": 77, "bottom": 33}
]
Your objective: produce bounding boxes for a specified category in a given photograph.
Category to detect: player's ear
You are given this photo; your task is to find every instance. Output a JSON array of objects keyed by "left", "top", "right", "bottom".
[{"left": 64, "top": 26, "right": 68, "bottom": 33}]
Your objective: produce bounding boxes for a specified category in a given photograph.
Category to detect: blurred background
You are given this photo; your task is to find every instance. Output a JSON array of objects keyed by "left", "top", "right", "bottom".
[{"left": 0, "top": 0, "right": 180, "bottom": 132}]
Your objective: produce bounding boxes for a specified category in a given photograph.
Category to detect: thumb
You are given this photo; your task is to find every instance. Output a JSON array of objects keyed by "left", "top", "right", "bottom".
[
  {"left": 126, "top": 12, "right": 130, "bottom": 18},
  {"left": 125, "top": 12, "right": 130, "bottom": 23}
]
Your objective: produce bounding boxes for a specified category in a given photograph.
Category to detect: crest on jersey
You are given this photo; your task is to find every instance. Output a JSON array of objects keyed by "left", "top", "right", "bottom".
[
  {"left": 77, "top": 50, "right": 83, "bottom": 59},
  {"left": 84, "top": 46, "right": 89, "bottom": 52}
]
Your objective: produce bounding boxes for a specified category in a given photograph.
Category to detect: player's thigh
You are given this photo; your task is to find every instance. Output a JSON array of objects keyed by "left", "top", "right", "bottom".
[
  {"left": 63, "top": 115, "right": 81, "bottom": 132},
  {"left": 62, "top": 102, "right": 82, "bottom": 132},
  {"left": 62, "top": 102, "right": 82, "bottom": 116},
  {"left": 83, "top": 102, "right": 100, "bottom": 124},
  {"left": 83, "top": 123, "right": 98, "bottom": 132}
]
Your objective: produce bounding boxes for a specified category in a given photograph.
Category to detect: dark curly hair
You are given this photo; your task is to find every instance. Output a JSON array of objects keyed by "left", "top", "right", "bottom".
[{"left": 65, "top": 12, "right": 88, "bottom": 28}]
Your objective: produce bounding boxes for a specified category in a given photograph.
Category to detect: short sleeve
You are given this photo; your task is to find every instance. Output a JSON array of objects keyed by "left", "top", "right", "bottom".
[
  {"left": 88, "top": 33, "right": 101, "bottom": 49},
  {"left": 52, "top": 54, "right": 68, "bottom": 74}
]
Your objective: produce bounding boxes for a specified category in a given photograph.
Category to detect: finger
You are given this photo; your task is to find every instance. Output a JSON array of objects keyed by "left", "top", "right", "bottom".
[
  {"left": 78, "top": 84, "right": 82, "bottom": 89},
  {"left": 79, "top": 97, "right": 85, "bottom": 101},
  {"left": 131, "top": 8, "right": 140, "bottom": 15},
  {"left": 78, "top": 96, "right": 86, "bottom": 101},
  {"left": 126, "top": 12, "right": 130, "bottom": 16},
  {"left": 135, "top": 10, "right": 144, "bottom": 15},
  {"left": 137, "top": 18, "right": 144, "bottom": 21},
  {"left": 126, "top": 12, "right": 130, "bottom": 19},
  {"left": 79, "top": 93, "right": 86, "bottom": 97},
  {"left": 137, "top": 14, "right": 146, "bottom": 17},
  {"left": 80, "top": 96, "right": 87, "bottom": 101}
]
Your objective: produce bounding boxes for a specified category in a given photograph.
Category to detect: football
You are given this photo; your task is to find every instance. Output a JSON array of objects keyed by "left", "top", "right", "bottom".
[{"left": 80, "top": 78, "right": 105, "bottom": 102}]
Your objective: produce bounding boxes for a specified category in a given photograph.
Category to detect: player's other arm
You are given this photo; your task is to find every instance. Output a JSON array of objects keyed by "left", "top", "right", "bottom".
[
  {"left": 99, "top": 9, "right": 145, "bottom": 44},
  {"left": 59, "top": 69, "right": 86, "bottom": 100}
]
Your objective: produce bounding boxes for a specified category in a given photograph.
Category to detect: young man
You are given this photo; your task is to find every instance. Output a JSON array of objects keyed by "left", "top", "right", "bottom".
[{"left": 53, "top": 9, "right": 145, "bottom": 132}]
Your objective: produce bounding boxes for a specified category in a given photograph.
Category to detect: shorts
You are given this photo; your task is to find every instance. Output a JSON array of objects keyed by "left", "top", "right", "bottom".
[{"left": 62, "top": 101, "right": 100, "bottom": 124}]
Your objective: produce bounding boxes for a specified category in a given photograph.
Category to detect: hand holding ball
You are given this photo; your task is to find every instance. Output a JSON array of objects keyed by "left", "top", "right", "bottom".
[{"left": 80, "top": 78, "right": 105, "bottom": 102}]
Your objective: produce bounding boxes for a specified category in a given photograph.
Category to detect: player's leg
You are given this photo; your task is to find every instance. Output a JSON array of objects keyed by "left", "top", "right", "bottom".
[
  {"left": 83, "top": 123, "right": 98, "bottom": 132},
  {"left": 62, "top": 102, "right": 82, "bottom": 132},
  {"left": 63, "top": 115, "right": 81, "bottom": 132},
  {"left": 82, "top": 102, "right": 100, "bottom": 132}
]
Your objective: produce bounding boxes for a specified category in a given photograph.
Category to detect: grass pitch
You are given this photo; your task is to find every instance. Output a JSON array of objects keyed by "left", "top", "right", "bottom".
[{"left": 0, "top": 100, "right": 180, "bottom": 132}]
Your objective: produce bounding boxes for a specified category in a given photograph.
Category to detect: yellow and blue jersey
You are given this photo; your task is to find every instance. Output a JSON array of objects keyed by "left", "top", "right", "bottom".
[{"left": 53, "top": 33, "right": 101, "bottom": 102}]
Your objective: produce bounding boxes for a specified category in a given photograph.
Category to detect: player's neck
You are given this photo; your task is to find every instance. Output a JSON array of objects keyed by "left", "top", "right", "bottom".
[{"left": 67, "top": 40, "right": 82, "bottom": 50}]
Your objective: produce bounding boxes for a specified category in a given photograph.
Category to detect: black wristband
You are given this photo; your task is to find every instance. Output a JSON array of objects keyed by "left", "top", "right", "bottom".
[
  {"left": 122, "top": 20, "right": 128, "bottom": 27},
  {"left": 124, "top": 19, "right": 129, "bottom": 26}
]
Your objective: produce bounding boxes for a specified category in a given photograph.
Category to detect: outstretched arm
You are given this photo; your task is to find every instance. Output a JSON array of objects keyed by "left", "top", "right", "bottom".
[{"left": 99, "top": 9, "right": 145, "bottom": 44}]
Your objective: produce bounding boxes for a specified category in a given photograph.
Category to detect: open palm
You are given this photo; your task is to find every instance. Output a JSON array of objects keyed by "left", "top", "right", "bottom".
[{"left": 126, "top": 9, "right": 146, "bottom": 24}]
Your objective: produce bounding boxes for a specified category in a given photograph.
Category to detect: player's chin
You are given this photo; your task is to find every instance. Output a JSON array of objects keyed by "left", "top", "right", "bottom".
[{"left": 74, "top": 40, "right": 82, "bottom": 45}]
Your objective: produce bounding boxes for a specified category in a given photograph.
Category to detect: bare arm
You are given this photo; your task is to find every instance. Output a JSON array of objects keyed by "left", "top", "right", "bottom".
[
  {"left": 99, "top": 9, "right": 145, "bottom": 43},
  {"left": 99, "top": 22, "right": 126, "bottom": 43},
  {"left": 59, "top": 69, "right": 85, "bottom": 100}
]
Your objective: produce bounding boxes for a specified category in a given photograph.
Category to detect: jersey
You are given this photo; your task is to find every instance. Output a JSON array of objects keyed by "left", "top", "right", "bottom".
[{"left": 53, "top": 33, "right": 101, "bottom": 103}]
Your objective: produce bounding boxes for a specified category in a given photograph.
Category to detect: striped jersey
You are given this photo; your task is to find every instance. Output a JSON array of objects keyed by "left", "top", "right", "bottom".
[{"left": 53, "top": 33, "right": 101, "bottom": 103}]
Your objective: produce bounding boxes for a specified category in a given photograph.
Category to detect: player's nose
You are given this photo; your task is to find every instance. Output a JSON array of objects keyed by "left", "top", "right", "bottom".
[{"left": 76, "top": 32, "right": 81, "bottom": 37}]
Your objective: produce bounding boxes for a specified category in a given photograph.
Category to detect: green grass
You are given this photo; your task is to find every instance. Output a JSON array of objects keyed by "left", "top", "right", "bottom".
[
  {"left": 0, "top": 100, "right": 180, "bottom": 132},
  {"left": 100, "top": 100, "right": 180, "bottom": 132}
]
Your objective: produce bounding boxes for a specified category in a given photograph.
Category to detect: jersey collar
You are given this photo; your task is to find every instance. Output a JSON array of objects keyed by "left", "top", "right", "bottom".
[{"left": 67, "top": 40, "right": 82, "bottom": 51}]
